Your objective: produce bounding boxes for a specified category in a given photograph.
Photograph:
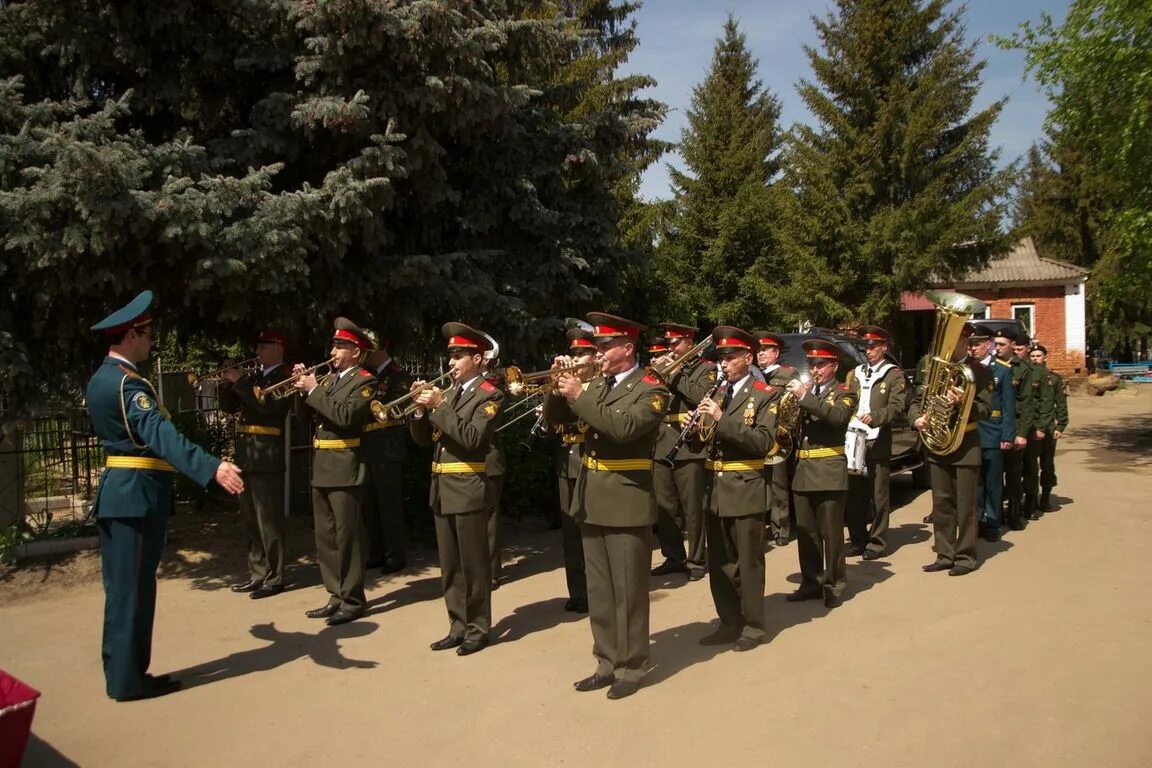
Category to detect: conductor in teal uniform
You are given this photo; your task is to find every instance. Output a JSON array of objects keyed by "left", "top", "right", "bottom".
[{"left": 86, "top": 291, "right": 245, "bottom": 701}]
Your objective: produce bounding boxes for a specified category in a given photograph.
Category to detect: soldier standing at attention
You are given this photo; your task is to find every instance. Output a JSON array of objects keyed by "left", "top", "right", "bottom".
[
  {"left": 1028, "top": 344, "right": 1068, "bottom": 513},
  {"left": 785, "top": 340, "right": 857, "bottom": 609},
  {"left": 360, "top": 334, "right": 413, "bottom": 574},
  {"left": 753, "top": 332, "right": 799, "bottom": 547},
  {"left": 650, "top": 323, "right": 714, "bottom": 582},
  {"left": 295, "top": 318, "right": 375, "bottom": 626},
  {"left": 970, "top": 326, "right": 1016, "bottom": 542},
  {"left": 410, "top": 323, "right": 504, "bottom": 656},
  {"left": 219, "top": 330, "right": 293, "bottom": 598},
  {"left": 86, "top": 291, "right": 244, "bottom": 701},
  {"left": 843, "top": 326, "right": 906, "bottom": 560},
  {"left": 1020, "top": 337, "right": 1055, "bottom": 522},
  {"left": 695, "top": 327, "right": 777, "bottom": 652},
  {"left": 996, "top": 329, "right": 1032, "bottom": 530},
  {"left": 545, "top": 313, "right": 669, "bottom": 700}
]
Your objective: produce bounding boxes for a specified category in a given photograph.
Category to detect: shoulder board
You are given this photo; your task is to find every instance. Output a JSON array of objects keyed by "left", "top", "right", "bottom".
[
  {"left": 995, "top": 358, "right": 1011, "bottom": 368},
  {"left": 480, "top": 379, "right": 497, "bottom": 392},
  {"left": 752, "top": 380, "right": 773, "bottom": 393},
  {"left": 642, "top": 373, "right": 661, "bottom": 385},
  {"left": 357, "top": 368, "right": 373, "bottom": 377},
  {"left": 835, "top": 383, "right": 850, "bottom": 391},
  {"left": 118, "top": 365, "right": 142, "bottom": 379}
]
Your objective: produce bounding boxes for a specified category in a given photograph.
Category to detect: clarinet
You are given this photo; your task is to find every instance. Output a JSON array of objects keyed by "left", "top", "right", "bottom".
[
  {"left": 657, "top": 378, "right": 728, "bottom": 468},
  {"left": 520, "top": 410, "right": 549, "bottom": 451}
]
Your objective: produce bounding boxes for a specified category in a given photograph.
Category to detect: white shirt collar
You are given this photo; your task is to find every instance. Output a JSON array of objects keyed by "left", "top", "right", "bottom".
[
  {"left": 337, "top": 366, "right": 357, "bottom": 380},
  {"left": 610, "top": 364, "right": 639, "bottom": 387},
  {"left": 459, "top": 375, "right": 482, "bottom": 392},
  {"left": 728, "top": 374, "right": 751, "bottom": 400}
]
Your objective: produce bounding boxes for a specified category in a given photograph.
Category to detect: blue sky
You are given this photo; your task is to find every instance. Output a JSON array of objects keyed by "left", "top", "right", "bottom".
[{"left": 620, "top": 0, "right": 1069, "bottom": 201}]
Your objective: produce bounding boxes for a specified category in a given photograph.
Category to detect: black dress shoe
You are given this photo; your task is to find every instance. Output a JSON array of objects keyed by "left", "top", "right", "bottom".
[
  {"left": 1006, "top": 517, "right": 1027, "bottom": 531},
  {"left": 114, "top": 678, "right": 182, "bottom": 702},
  {"left": 230, "top": 579, "right": 262, "bottom": 594},
  {"left": 733, "top": 636, "right": 761, "bottom": 652},
  {"left": 380, "top": 559, "right": 407, "bottom": 575},
  {"left": 456, "top": 638, "right": 488, "bottom": 656},
  {"left": 430, "top": 635, "right": 464, "bottom": 651},
  {"left": 563, "top": 598, "right": 588, "bottom": 613},
  {"left": 650, "top": 559, "right": 688, "bottom": 576},
  {"left": 573, "top": 673, "right": 614, "bottom": 692},
  {"left": 980, "top": 527, "right": 1002, "bottom": 543},
  {"left": 144, "top": 673, "right": 171, "bottom": 685},
  {"left": 922, "top": 514, "right": 934, "bottom": 524},
  {"left": 686, "top": 567, "right": 706, "bottom": 582},
  {"left": 250, "top": 584, "right": 284, "bottom": 600},
  {"left": 786, "top": 588, "right": 823, "bottom": 602},
  {"left": 846, "top": 543, "right": 867, "bottom": 557},
  {"left": 606, "top": 680, "right": 640, "bottom": 700},
  {"left": 365, "top": 558, "right": 387, "bottom": 569},
  {"left": 862, "top": 549, "right": 882, "bottom": 561},
  {"left": 824, "top": 592, "right": 843, "bottom": 609},
  {"left": 1029, "top": 511, "right": 1043, "bottom": 521},
  {"left": 774, "top": 536, "right": 790, "bottom": 547},
  {"left": 305, "top": 603, "right": 339, "bottom": 619},
  {"left": 699, "top": 626, "right": 742, "bottom": 646},
  {"left": 922, "top": 560, "right": 953, "bottom": 573},
  {"left": 948, "top": 564, "right": 975, "bottom": 577},
  {"left": 325, "top": 608, "right": 364, "bottom": 626}
]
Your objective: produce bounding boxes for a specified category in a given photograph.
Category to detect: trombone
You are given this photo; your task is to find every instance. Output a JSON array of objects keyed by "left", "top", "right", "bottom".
[
  {"left": 648, "top": 334, "right": 714, "bottom": 383},
  {"left": 505, "top": 361, "right": 598, "bottom": 397},
  {"left": 370, "top": 371, "right": 454, "bottom": 423},
  {"left": 188, "top": 357, "right": 259, "bottom": 387},
  {"left": 254, "top": 358, "right": 336, "bottom": 404}
]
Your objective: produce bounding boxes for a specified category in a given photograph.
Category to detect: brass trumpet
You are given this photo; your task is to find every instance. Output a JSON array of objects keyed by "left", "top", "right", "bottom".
[
  {"left": 505, "top": 361, "right": 598, "bottom": 397},
  {"left": 370, "top": 372, "right": 454, "bottom": 423},
  {"left": 188, "top": 357, "right": 259, "bottom": 387},
  {"left": 254, "top": 358, "right": 336, "bottom": 404}
]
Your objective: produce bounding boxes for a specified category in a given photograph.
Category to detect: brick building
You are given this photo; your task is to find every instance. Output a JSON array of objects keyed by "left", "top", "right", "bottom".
[{"left": 899, "top": 237, "right": 1090, "bottom": 377}]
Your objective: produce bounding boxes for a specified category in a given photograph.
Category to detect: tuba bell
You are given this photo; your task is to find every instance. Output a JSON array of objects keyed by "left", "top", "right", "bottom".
[
  {"left": 918, "top": 290, "right": 988, "bottom": 455},
  {"left": 769, "top": 372, "right": 810, "bottom": 463}
]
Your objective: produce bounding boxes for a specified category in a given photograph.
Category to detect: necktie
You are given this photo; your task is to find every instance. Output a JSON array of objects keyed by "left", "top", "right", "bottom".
[
  {"left": 451, "top": 385, "right": 463, "bottom": 408},
  {"left": 721, "top": 386, "right": 732, "bottom": 411}
]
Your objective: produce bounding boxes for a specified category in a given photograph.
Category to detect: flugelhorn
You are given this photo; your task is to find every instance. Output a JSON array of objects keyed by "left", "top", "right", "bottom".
[
  {"left": 254, "top": 357, "right": 336, "bottom": 404},
  {"left": 505, "top": 361, "right": 598, "bottom": 397},
  {"left": 370, "top": 371, "right": 454, "bottom": 422},
  {"left": 188, "top": 357, "right": 259, "bottom": 387}
]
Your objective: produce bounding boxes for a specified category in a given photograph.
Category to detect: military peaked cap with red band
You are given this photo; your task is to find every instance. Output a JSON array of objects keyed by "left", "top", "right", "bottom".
[
  {"left": 856, "top": 325, "right": 891, "bottom": 345},
  {"left": 332, "top": 317, "right": 371, "bottom": 350},
  {"left": 752, "top": 331, "right": 783, "bottom": 349},
  {"left": 586, "top": 312, "right": 646, "bottom": 342},
  {"left": 646, "top": 338, "right": 670, "bottom": 355},
  {"left": 966, "top": 324, "right": 991, "bottom": 342},
  {"left": 802, "top": 339, "right": 840, "bottom": 360},
  {"left": 712, "top": 325, "right": 755, "bottom": 351},
  {"left": 657, "top": 322, "right": 697, "bottom": 341},
  {"left": 566, "top": 327, "right": 596, "bottom": 351},
  {"left": 441, "top": 322, "right": 493, "bottom": 352},
  {"left": 256, "top": 329, "right": 288, "bottom": 346},
  {"left": 90, "top": 290, "right": 153, "bottom": 335}
]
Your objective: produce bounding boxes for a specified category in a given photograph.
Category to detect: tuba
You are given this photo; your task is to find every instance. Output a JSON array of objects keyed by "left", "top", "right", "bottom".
[{"left": 918, "top": 290, "right": 987, "bottom": 455}]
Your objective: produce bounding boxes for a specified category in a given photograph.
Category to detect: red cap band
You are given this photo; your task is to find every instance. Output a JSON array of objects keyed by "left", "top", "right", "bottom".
[
  {"left": 448, "top": 335, "right": 480, "bottom": 349},
  {"left": 716, "top": 337, "right": 751, "bottom": 351},
  {"left": 807, "top": 348, "right": 838, "bottom": 359},
  {"left": 103, "top": 312, "right": 152, "bottom": 336},
  {"left": 569, "top": 339, "right": 596, "bottom": 350},
  {"left": 593, "top": 323, "right": 636, "bottom": 340},
  {"left": 663, "top": 330, "right": 693, "bottom": 341},
  {"left": 333, "top": 328, "right": 367, "bottom": 349}
]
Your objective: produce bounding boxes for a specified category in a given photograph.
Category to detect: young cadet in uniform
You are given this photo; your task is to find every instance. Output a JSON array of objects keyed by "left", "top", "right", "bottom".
[
  {"left": 843, "top": 326, "right": 906, "bottom": 560},
  {"left": 997, "top": 329, "right": 1032, "bottom": 530},
  {"left": 295, "top": 318, "right": 375, "bottom": 625},
  {"left": 1028, "top": 344, "right": 1068, "bottom": 512},
  {"left": 360, "top": 334, "right": 413, "bottom": 575},
  {"left": 86, "top": 291, "right": 244, "bottom": 701},
  {"left": 219, "top": 330, "right": 294, "bottom": 599},
  {"left": 549, "top": 327, "right": 598, "bottom": 613},
  {"left": 786, "top": 340, "right": 857, "bottom": 608},
  {"left": 410, "top": 323, "right": 504, "bottom": 656},
  {"left": 753, "top": 332, "right": 799, "bottom": 547},
  {"left": 650, "top": 323, "right": 715, "bottom": 582},
  {"left": 970, "top": 326, "right": 1016, "bottom": 541},
  {"left": 1021, "top": 342, "right": 1055, "bottom": 521},
  {"left": 910, "top": 324, "right": 994, "bottom": 576},
  {"left": 695, "top": 327, "right": 777, "bottom": 652},
  {"left": 545, "top": 313, "right": 669, "bottom": 700}
]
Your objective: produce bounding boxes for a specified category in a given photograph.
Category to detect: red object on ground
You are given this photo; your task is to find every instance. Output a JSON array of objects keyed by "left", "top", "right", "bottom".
[{"left": 0, "top": 669, "right": 41, "bottom": 768}]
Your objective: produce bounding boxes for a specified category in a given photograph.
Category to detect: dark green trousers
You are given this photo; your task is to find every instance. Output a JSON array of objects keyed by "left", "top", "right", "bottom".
[
  {"left": 557, "top": 475, "right": 586, "bottom": 603},
  {"left": 434, "top": 509, "right": 492, "bottom": 643},
  {"left": 928, "top": 463, "right": 979, "bottom": 569},
  {"left": 1004, "top": 447, "right": 1024, "bottom": 506},
  {"left": 312, "top": 486, "right": 367, "bottom": 611},
  {"left": 1039, "top": 434, "right": 1058, "bottom": 493},
  {"left": 793, "top": 490, "right": 846, "bottom": 597},
  {"left": 845, "top": 461, "right": 891, "bottom": 553},
  {"left": 653, "top": 459, "right": 706, "bottom": 567},
  {"left": 705, "top": 513, "right": 766, "bottom": 640},
  {"left": 239, "top": 471, "right": 286, "bottom": 586},
  {"left": 1023, "top": 437, "right": 1043, "bottom": 497},
  {"left": 581, "top": 522, "right": 651, "bottom": 683},
  {"left": 363, "top": 461, "right": 406, "bottom": 564},
  {"left": 767, "top": 461, "right": 792, "bottom": 541},
  {"left": 98, "top": 515, "right": 167, "bottom": 699},
  {"left": 486, "top": 474, "right": 505, "bottom": 579}
]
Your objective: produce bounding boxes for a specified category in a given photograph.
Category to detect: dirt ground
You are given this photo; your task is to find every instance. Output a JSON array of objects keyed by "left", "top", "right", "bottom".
[{"left": 3, "top": 386, "right": 1151, "bottom": 768}]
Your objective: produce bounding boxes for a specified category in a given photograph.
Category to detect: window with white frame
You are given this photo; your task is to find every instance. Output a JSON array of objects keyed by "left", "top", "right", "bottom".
[{"left": 1012, "top": 304, "right": 1034, "bottom": 337}]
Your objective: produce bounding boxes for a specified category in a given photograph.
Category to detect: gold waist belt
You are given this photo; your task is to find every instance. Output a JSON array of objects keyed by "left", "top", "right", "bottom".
[
  {"left": 106, "top": 456, "right": 175, "bottom": 472},
  {"left": 561, "top": 434, "right": 585, "bottom": 445},
  {"left": 314, "top": 438, "right": 361, "bottom": 449},
  {"left": 237, "top": 425, "right": 282, "bottom": 436},
  {"left": 431, "top": 462, "right": 486, "bottom": 474},
  {"left": 796, "top": 446, "right": 846, "bottom": 460},
  {"left": 582, "top": 456, "right": 653, "bottom": 472},
  {"left": 363, "top": 420, "right": 404, "bottom": 432},
  {"left": 705, "top": 460, "right": 762, "bottom": 472}
]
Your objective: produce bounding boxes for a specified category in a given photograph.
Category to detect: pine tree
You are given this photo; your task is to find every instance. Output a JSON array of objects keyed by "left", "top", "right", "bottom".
[{"left": 782, "top": 0, "right": 1011, "bottom": 326}]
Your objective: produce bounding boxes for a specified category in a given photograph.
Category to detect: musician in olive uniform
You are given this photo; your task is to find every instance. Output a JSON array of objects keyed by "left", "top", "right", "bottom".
[
  {"left": 786, "top": 339, "right": 857, "bottom": 608},
  {"left": 549, "top": 328, "right": 598, "bottom": 613},
  {"left": 996, "top": 329, "right": 1032, "bottom": 530},
  {"left": 361, "top": 335, "right": 413, "bottom": 574},
  {"left": 295, "top": 318, "right": 376, "bottom": 625},
  {"left": 410, "top": 323, "right": 504, "bottom": 655},
  {"left": 755, "top": 332, "right": 800, "bottom": 547},
  {"left": 651, "top": 323, "right": 715, "bottom": 581},
  {"left": 970, "top": 326, "right": 1016, "bottom": 541},
  {"left": 843, "top": 326, "right": 906, "bottom": 559},
  {"left": 481, "top": 354, "right": 507, "bottom": 589},
  {"left": 1028, "top": 344, "right": 1068, "bottom": 512},
  {"left": 545, "top": 313, "right": 669, "bottom": 700},
  {"left": 219, "top": 330, "right": 294, "bottom": 598},
  {"left": 86, "top": 291, "right": 244, "bottom": 701},
  {"left": 909, "top": 324, "right": 994, "bottom": 576},
  {"left": 695, "top": 327, "right": 777, "bottom": 651}
]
